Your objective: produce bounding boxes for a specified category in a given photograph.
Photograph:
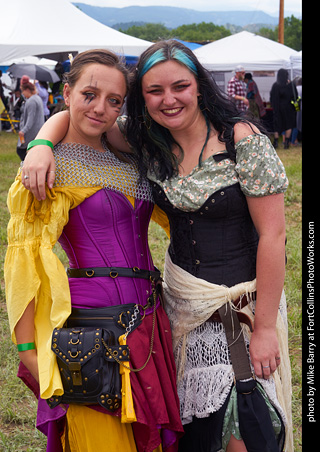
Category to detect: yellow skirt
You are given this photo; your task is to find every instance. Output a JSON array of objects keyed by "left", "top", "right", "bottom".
[{"left": 62, "top": 405, "right": 163, "bottom": 452}]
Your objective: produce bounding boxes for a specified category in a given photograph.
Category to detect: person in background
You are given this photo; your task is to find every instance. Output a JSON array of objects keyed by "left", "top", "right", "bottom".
[
  {"left": 0, "top": 69, "right": 11, "bottom": 130},
  {"left": 295, "top": 77, "right": 302, "bottom": 143},
  {"left": 19, "top": 40, "right": 293, "bottom": 452},
  {"left": 52, "top": 62, "right": 63, "bottom": 96},
  {"left": 227, "top": 65, "right": 249, "bottom": 112},
  {"left": 290, "top": 76, "right": 302, "bottom": 146},
  {"left": 244, "top": 72, "right": 266, "bottom": 119},
  {"left": 9, "top": 89, "right": 23, "bottom": 129},
  {"left": 50, "top": 94, "right": 65, "bottom": 116},
  {"left": 270, "top": 68, "right": 298, "bottom": 149},
  {"left": 17, "top": 75, "right": 44, "bottom": 160},
  {"left": 0, "top": 69, "right": 8, "bottom": 105},
  {"left": 35, "top": 80, "right": 50, "bottom": 120},
  {"left": 5, "top": 49, "right": 183, "bottom": 452}
]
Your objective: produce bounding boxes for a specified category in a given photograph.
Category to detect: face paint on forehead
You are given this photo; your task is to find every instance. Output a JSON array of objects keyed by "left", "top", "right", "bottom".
[{"left": 89, "top": 74, "right": 98, "bottom": 88}]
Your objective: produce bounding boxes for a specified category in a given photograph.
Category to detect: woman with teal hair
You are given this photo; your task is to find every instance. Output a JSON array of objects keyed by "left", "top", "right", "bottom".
[{"left": 126, "top": 41, "right": 291, "bottom": 451}]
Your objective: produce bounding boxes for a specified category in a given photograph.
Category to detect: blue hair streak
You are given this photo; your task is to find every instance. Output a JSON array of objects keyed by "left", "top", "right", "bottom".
[
  {"left": 138, "top": 49, "right": 167, "bottom": 78},
  {"left": 171, "top": 48, "right": 198, "bottom": 76},
  {"left": 138, "top": 45, "right": 198, "bottom": 79}
]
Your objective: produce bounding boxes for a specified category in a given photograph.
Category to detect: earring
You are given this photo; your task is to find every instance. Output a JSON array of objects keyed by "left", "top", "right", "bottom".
[{"left": 198, "top": 95, "right": 210, "bottom": 113}]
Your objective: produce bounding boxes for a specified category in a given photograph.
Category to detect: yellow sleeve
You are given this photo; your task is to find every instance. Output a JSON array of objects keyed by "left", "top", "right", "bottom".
[
  {"left": 151, "top": 204, "right": 170, "bottom": 238},
  {"left": 4, "top": 176, "right": 100, "bottom": 399}
]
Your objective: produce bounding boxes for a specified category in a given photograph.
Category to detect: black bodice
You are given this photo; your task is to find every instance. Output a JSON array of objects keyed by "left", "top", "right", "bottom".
[{"left": 152, "top": 181, "right": 259, "bottom": 287}]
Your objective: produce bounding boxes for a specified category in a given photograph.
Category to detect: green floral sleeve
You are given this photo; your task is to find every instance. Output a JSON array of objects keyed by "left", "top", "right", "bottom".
[{"left": 235, "top": 134, "right": 289, "bottom": 197}]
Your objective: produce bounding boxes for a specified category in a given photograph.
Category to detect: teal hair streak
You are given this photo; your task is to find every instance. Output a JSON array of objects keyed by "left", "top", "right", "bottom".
[
  {"left": 171, "top": 48, "right": 198, "bottom": 76},
  {"left": 139, "top": 49, "right": 167, "bottom": 79},
  {"left": 138, "top": 46, "right": 198, "bottom": 79}
]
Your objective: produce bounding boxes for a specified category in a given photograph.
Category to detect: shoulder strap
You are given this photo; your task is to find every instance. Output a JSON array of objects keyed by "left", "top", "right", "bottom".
[{"left": 218, "top": 303, "right": 252, "bottom": 381}]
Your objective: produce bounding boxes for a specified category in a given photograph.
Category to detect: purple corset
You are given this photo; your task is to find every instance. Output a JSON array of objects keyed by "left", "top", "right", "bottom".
[
  {"left": 20, "top": 188, "right": 183, "bottom": 452},
  {"left": 59, "top": 189, "right": 155, "bottom": 309}
]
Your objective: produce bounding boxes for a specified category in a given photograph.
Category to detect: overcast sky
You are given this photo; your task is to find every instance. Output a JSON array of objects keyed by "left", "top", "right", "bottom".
[{"left": 70, "top": 0, "right": 302, "bottom": 16}]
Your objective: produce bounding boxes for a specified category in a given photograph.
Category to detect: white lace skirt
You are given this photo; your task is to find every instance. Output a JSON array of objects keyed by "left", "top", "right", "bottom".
[{"left": 175, "top": 312, "right": 287, "bottom": 428}]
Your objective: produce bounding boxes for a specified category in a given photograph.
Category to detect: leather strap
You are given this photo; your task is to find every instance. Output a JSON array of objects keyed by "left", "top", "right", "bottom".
[
  {"left": 67, "top": 266, "right": 161, "bottom": 281},
  {"left": 207, "top": 292, "right": 255, "bottom": 332},
  {"left": 218, "top": 302, "right": 253, "bottom": 381},
  {"left": 209, "top": 311, "right": 254, "bottom": 332}
]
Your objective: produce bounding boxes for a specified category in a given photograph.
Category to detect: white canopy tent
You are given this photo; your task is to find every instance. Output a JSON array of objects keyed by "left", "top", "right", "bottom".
[
  {"left": 0, "top": 56, "right": 57, "bottom": 71},
  {"left": 0, "top": 0, "right": 152, "bottom": 63},
  {"left": 286, "top": 51, "right": 302, "bottom": 79},
  {"left": 193, "top": 31, "right": 300, "bottom": 72}
]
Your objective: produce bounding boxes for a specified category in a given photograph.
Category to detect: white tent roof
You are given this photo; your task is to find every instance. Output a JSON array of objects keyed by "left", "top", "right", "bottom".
[
  {"left": 193, "top": 31, "right": 300, "bottom": 72},
  {"left": 288, "top": 51, "right": 302, "bottom": 69},
  {"left": 286, "top": 51, "right": 302, "bottom": 79},
  {"left": 0, "top": 0, "right": 152, "bottom": 63},
  {"left": 0, "top": 56, "right": 57, "bottom": 69}
]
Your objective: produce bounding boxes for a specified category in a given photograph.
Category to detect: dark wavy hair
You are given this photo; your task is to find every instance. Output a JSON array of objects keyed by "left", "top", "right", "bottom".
[{"left": 126, "top": 40, "right": 262, "bottom": 181}]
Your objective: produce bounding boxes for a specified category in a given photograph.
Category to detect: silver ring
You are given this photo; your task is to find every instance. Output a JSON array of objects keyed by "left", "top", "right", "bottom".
[
  {"left": 47, "top": 170, "right": 55, "bottom": 173},
  {"left": 275, "top": 357, "right": 281, "bottom": 360},
  {"left": 24, "top": 175, "right": 29, "bottom": 179},
  {"left": 262, "top": 365, "right": 270, "bottom": 368}
]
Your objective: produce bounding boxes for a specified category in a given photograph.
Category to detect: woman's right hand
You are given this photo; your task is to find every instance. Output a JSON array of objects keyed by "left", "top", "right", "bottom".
[{"left": 21, "top": 145, "right": 56, "bottom": 201}]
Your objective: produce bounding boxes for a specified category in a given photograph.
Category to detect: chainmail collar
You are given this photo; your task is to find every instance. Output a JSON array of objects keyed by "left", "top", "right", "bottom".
[{"left": 53, "top": 139, "right": 153, "bottom": 202}]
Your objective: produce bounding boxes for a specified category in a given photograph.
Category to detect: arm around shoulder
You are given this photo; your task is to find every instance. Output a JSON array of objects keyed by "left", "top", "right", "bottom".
[
  {"left": 106, "top": 117, "right": 133, "bottom": 153},
  {"left": 21, "top": 111, "right": 71, "bottom": 200},
  {"left": 35, "top": 110, "right": 70, "bottom": 143}
]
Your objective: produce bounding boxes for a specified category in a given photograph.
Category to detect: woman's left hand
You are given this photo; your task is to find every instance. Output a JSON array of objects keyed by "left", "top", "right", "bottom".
[{"left": 249, "top": 327, "right": 281, "bottom": 379}]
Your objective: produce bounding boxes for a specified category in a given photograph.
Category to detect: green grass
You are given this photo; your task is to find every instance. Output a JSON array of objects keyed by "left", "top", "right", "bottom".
[{"left": 0, "top": 131, "right": 302, "bottom": 450}]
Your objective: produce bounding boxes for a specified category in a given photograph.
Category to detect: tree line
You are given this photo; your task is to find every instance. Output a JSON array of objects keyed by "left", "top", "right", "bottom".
[{"left": 119, "top": 16, "right": 301, "bottom": 51}]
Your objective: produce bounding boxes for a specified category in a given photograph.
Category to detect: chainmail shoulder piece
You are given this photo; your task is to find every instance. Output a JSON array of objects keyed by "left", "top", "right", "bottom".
[{"left": 53, "top": 141, "right": 153, "bottom": 202}]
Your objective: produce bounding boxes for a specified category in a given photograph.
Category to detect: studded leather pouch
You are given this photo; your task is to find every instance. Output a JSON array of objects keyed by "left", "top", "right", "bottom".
[{"left": 47, "top": 303, "right": 141, "bottom": 411}]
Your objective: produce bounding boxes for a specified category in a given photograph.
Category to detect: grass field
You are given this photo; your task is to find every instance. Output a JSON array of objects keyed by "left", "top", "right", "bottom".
[{"left": 0, "top": 131, "right": 302, "bottom": 451}]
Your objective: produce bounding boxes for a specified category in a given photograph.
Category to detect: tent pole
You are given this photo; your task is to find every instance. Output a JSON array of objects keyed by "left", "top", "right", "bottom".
[{"left": 278, "top": 0, "right": 284, "bottom": 44}]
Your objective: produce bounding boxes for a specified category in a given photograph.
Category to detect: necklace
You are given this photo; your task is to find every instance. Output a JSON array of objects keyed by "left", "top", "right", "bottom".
[{"left": 198, "top": 115, "right": 211, "bottom": 167}]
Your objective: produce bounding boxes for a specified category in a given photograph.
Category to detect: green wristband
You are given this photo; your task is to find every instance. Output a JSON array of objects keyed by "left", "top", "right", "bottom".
[
  {"left": 17, "top": 342, "right": 36, "bottom": 352},
  {"left": 27, "top": 139, "right": 54, "bottom": 151}
]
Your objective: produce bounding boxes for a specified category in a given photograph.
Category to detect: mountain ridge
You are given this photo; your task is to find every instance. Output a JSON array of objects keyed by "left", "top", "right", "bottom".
[{"left": 73, "top": 3, "right": 281, "bottom": 29}]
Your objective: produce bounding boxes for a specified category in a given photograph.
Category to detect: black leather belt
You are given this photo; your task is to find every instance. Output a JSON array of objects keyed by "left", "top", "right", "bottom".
[
  {"left": 67, "top": 266, "right": 161, "bottom": 281},
  {"left": 207, "top": 292, "right": 256, "bottom": 332}
]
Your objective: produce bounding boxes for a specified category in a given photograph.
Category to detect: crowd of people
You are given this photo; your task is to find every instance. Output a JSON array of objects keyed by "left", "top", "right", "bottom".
[
  {"left": 4, "top": 40, "right": 296, "bottom": 452},
  {"left": 0, "top": 68, "right": 66, "bottom": 160},
  {"left": 227, "top": 65, "right": 302, "bottom": 148}
]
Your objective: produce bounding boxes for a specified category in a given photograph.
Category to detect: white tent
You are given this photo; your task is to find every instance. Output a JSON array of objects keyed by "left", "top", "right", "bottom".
[
  {"left": 193, "top": 31, "right": 299, "bottom": 72},
  {"left": 0, "top": 56, "right": 57, "bottom": 71},
  {"left": 287, "top": 51, "right": 302, "bottom": 79},
  {"left": 0, "top": 0, "right": 152, "bottom": 63}
]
